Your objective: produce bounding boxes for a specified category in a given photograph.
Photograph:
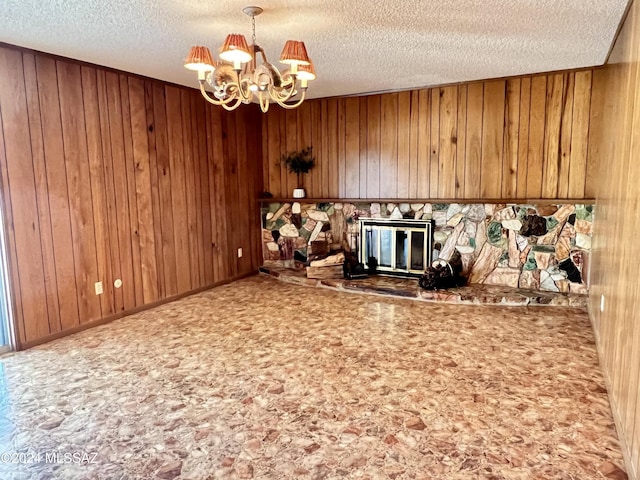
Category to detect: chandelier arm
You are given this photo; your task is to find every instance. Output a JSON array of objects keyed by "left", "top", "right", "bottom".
[
  {"left": 221, "top": 97, "right": 244, "bottom": 111},
  {"left": 274, "top": 89, "right": 307, "bottom": 110},
  {"left": 269, "top": 75, "right": 298, "bottom": 103},
  {"left": 237, "top": 76, "right": 255, "bottom": 102},
  {"left": 198, "top": 81, "right": 238, "bottom": 106},
  {"left": 258, "top": 91, "right": 270, "bottom": 113},
  {"left": 268, "top": 80, "right": 298, "bottom": 103}
]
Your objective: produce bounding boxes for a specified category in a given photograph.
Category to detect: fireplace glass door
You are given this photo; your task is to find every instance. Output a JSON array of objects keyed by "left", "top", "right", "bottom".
[{"left": 359, "top": 219, "right": 432, "bottom": 277}]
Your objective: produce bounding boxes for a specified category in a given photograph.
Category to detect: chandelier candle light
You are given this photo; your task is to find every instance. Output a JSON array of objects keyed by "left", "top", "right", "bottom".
[{"left": 184, "top": 6, "right": 316, "bottom": 112}]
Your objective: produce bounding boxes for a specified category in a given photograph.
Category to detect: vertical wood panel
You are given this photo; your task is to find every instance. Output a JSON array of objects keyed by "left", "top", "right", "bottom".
[
  {"left": 224, "top": 111, "right": 239, "bottom": 278},
  {"left": 0, "top": 48, "right": 48, "bottom": 341},
  {"left": 22, "top": 53, "right": 62, "bottom": 333},
  {"left": 165, "top": 86, "right": 190, "bottom": 292},
  {"left": 465, "top": 83, "right": 484, "bottom": 198},
  {"left": 105, "top": 72, "right": 136, "bottom": 310},
  {"left": 119, "top": 74, "right": 143, "bottom": 307},
  {"left": 320, "top": 101, "right": 329, "bottom": 198},
  {"left": 358, "top": 98, "right": 368, "bottom": 198},
  {"left": 0, "top": 91, "right": 26, "bottom": 345},
  {"left": 312, "top": 102, "right": 323, "bottom": 198},
  {"left": 82, "top": 66, "right": 115, "bottom": 316},
  {"left": 409, "top": 90, "right": 421, "bottom": 198},
  {"left": 235, "top": 109, "right": 251, "bottom": 274},
  {"left": 526, "top": 76, "right": 547, "bottom": 198},
  {"left": 569, "top": 71, "right": 593, "bottom": 198},
  {"left": 145, "top": 80, "right": 165, "bottom": 299},
  {"left": 327, "top": 99, "right": 339, "bottom": 198},
  {"left": 516, "top": 78, "right": 532, "bottom": 197},
  {"left": 417, "top": 90, "right": 431, "bottom": 198},
  {"left": 541, "top": 74, "right": 564, "bottom": 198},
  {"left": 180, "top": 89, "right": 199, "bottom": 288},
  {"left": 380, "top": 93, "right": 398, "bottom": 198},
  {"left": 35, "top": 56, "right": 81, "bottom": 330},
  {"left": 337, "top": 99, "right": 346, "bottom": 198},
  {"left": 366, "top": 95, "right": 380, "bottom": 198},
  {"left": 96, "top": 70, "right": 125, "bottom": 312},
  {"left": 397, "top": 92, "right": 411, "bottom": 198},
  {"left": 586, "top": 69, "right": 607, "bottom": 199},
  {"left": 480, "top": 80, "right": 505, "bottom": 198},
  {"left": 455, "top": 85, "right": 467, "bottom": 198},
  {"left": 557, "top": 73, "right": 574, "bottom": 199},
  {"left": 438, "top": 86, "right": 457, "bottom": 198},
  {"left": 190, "top": 94, "right": 205, "bottom": 284},
  {"left": 56, "top": 61, "right": 102, "bottom": 324},
  {"left": 128, "top": 77, "right": 158, "bottom": 304},
  {"left": 345, "top": 97, "right": 360, "bottom": 197},
  {"left": 285, "top": 108, "right": 298, "bottom": 193},
  {"left": 196, "top": 99, "right": 213, "bottom": 285},
  {"left": 266, "top": 110, "right": 281, "bottom": 197},
  {"left": 502, "top": 79, "right": 520, "bottom": 198},
  {"left": 208, "top": 107, "right": 229, "bottom": 281},
  {"left": 428, "top": 89, "right": 440, "bottom": 197}
]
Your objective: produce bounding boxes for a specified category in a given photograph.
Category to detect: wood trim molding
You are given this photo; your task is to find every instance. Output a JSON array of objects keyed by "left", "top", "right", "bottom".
[{"left": 259, "top": 198, "right": 596, "bottom": 204}]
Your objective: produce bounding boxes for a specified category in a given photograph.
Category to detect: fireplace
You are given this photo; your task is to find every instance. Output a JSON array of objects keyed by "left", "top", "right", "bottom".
[{"left": 358, "top": 218, "right": 433, "bottom": 278}]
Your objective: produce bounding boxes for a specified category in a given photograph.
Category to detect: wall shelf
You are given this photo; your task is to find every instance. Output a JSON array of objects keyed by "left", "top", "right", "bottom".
[{"left": 258, "top": 198, "right": 596, "bottom": 205}]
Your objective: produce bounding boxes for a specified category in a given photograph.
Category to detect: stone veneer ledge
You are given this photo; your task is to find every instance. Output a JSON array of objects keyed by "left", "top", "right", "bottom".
[{"left": 259, "top": 266, "right": 588, "bottom": 308}]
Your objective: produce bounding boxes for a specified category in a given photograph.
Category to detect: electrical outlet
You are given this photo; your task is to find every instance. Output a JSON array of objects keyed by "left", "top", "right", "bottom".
[
  {"left": 600, "top": 294, "right": 605, "bottom": 312},
  {"left": 237, "top": 248, "right": 243, "bottom": 258},
  {"left": 94, "top": 281, "right": 103, "bottom": 295}
]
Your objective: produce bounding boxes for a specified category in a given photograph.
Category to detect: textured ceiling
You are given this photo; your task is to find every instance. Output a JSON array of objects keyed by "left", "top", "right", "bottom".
[{"left": 0, "top": 0, "right": 629, "bottom": 99}]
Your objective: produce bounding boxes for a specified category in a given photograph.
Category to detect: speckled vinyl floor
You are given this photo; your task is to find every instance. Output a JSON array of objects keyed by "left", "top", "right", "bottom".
[{"left": 0, "top": 276, "right": 628, "bottom": 479}]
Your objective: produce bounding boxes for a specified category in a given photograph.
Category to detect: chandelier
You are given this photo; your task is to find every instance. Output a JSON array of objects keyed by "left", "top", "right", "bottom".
[{"left": 184, "top": 6, "right": 316, "bottom": 113}]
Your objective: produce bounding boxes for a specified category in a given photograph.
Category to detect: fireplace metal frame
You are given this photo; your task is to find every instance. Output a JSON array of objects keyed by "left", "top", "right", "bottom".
[{"left": 358, "top": 218, "right": 433, "bottom": 278}]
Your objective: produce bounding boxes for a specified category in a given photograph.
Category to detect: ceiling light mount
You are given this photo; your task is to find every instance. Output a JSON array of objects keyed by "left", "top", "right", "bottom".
[
  {"left": 184, "top": 5, "right": 315, "bottom": 113},
  {"left": 242, "top": 6, "right": 263, "bottom": 18}
]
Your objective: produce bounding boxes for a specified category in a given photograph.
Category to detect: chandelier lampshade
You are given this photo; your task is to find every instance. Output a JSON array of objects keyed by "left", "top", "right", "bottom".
[
  {"left": 279, "top": 40, "right": 310, "bottom": 66},
  {"left": 184, "top": 6, "right": 315, "bottom": 113},
  {"left": 184, "top": 46, "right": 216, "bottom": 72},
  {"left": 219, "top": 34, "right": 252, "bottom": 64},
  {"left": 296, "top": 60, "right": 316, "bottom": 81}
]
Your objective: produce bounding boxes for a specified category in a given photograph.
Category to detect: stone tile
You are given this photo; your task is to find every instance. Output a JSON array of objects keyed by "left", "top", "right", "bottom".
[
  {"left": 493, "top": 206, "right": 516, "bottom": 222},
  {"left": 469, "top": 243, "right": 504, "bottom": 284},
  {"left": 439, "top": 222, "right": 465, "bottom": 261},
  {"left": 576, "top": 233, "right": 592, "bottom": 250},
  {"left": 508, "top": 230, "right": 520, "bottom": 268},
  {"left": 519, "top": 270, "right": 540, "bottom": 290},
  {"left": 573, "top": 219, "right": 592, "bottom": 235},
  {"left": 307, "top": 210, "right": 330, "bottom": 222},
  {"left": 533, "top": 251, "right": 553, "bottom": 270},
  {"left": 554, "top": 204, "right": 576, "bottom": 223},
  {"left": 540, "top": 270, "right": 560, "bottom": 292},
  {"left": 502, "top": 219, "right": 523, "bottom": 231},
  {"left": 484, "top": 267, "right": 520, "bottom": 287}
]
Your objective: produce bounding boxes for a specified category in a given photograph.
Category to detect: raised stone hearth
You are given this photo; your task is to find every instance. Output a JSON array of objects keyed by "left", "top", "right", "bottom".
[{"left": 260, "top": 266, "right": 588, "bottom": 308}]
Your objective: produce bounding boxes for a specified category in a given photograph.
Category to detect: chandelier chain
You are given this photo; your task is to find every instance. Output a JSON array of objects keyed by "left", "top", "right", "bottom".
[{"left": 251, "top": 15, "right": 256, "bottom": 46}]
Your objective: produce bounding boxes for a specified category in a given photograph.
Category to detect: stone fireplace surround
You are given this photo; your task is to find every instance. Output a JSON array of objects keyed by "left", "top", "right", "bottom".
[{"left": 261, "top": 201, "right": 593, "bottom": 296}]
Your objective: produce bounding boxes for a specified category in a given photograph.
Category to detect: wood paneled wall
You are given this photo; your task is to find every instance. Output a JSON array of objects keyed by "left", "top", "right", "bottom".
[
  {"left": 262, "top": 71, "right": 599, "bottom": 200},
  {"left": 0, "top": 46, "right": 263, "bottom": 347},
  {"left": 588, "top": 1, "right": 640, "bottom": 477}
]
